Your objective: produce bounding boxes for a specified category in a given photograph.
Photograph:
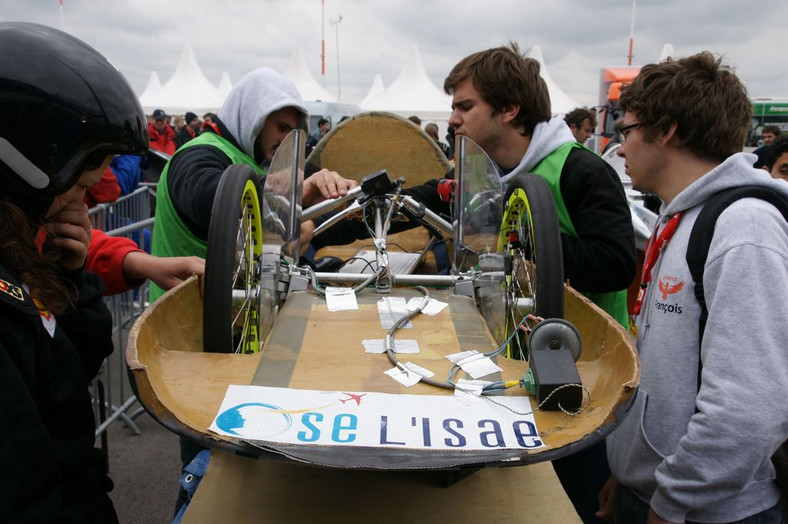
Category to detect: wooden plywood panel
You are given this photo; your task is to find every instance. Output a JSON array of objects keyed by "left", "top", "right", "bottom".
[
  {"left": 184, "top": 451, "right": 581, "bottom": 524},
  {"left": 307, "top": 111, "right": 452, "bottom": 187}
]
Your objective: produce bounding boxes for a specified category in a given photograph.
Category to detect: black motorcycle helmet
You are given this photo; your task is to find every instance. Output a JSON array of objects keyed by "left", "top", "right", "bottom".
[{"left": 0, "top": 22, "right": 148, "bottom": 219}]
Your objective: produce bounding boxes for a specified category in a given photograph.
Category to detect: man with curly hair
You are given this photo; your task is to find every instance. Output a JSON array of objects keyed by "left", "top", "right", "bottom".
[{"left": 599, "top": 52, "right": 788, "bottom": 523}]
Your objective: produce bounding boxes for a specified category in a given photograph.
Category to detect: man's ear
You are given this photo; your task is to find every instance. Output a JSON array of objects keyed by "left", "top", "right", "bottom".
[
  {"left": 662, "top": 122, "right": 680, "bottom": 146},
  {"left": 500, "top": 105, "right": 521, "bottom": 125}
]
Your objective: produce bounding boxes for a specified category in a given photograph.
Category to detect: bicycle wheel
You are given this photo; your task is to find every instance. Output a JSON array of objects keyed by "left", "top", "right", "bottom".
[
  {"left": 498, "top": 173, "right": 564, "bottom": 359},
  {"left": 203, "top": 165, "right": 264, "bottom": 354}
]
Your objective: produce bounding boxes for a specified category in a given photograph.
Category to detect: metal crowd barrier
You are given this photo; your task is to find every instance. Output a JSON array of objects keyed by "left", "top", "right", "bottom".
[{"left": 89, "top": 185, "right": 157, "bottom": 439}]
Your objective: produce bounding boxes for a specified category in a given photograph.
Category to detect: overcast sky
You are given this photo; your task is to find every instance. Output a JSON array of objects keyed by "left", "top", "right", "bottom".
[{"left": 1, "top": 0, "right": 785, "bottom": 108}]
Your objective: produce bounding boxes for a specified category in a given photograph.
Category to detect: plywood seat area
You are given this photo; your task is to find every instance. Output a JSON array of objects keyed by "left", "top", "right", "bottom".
[{"left": 128, "top": 277, "right": 639, "bottom": 468}]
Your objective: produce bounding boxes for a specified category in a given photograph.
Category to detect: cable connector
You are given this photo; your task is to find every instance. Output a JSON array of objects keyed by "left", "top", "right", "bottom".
[{"left": 521, "top": 369, "right": 537, "bottom": 396}]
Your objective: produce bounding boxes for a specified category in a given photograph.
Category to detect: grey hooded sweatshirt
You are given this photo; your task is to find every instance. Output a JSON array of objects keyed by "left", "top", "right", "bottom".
[
  {"left": 607, "top": 152, "right": 788, "bottom": 522},
  {"left": 219, "top": 67, "right": 308, "bottom": 161}
]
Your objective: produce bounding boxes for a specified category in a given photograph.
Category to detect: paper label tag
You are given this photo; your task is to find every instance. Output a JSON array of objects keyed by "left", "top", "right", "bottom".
[
  {"left": 446, "top": 350, "right": 502, "bottom": 379},
  {"left": 325, "top": 287, "right": 359, "bottom": 311},
  {"left": 406, "top": 297, "right": 448, "bottom": 316},
  {"left": 377, "top": 297, "right": 412, "bottom": 329}
]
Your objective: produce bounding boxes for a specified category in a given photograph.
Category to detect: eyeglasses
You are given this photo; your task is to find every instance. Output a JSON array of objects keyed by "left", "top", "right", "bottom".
[{"left": 618, "top": 122, "right": 641, "bottom": 144}]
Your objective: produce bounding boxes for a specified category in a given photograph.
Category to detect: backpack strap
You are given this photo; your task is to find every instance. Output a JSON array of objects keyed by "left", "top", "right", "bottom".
[{"left": 687, "top": 186, "right": 788, "bottom": 389}]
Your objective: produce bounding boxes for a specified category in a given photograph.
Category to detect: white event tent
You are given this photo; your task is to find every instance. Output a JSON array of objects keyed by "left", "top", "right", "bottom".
[
  {"left": 217, "top": 72, "right": 233, "bottom": 100},
  {"left": 138, "top": 71, "right": 162, "bottom": 102},
  {"left": 359, "top": 74, "right": 385, "bottom": 106},
  {"left": 360, "top": 45, "right": 452, "bottom": 135},
  {"left": 138, "top": 45, "right": 223, "bottom": 115},
  {"left": 524, "top": 45, "right": 583, "bottom": 115},
  {"left": 658, "top": 44, "right": 675, "bottom": 62},
  {"left": 285, "top": 48, "right": 337, "bottom": 102}
]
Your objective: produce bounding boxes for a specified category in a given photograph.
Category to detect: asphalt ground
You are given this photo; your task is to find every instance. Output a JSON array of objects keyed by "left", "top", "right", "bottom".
[{"left": 105, "top": 407, "right": 181, "bottom": 524}]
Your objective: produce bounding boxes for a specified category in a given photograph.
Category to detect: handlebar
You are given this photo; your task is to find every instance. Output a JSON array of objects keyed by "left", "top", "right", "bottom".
[
  {"left": 398, "top": 195, "right": 452, "bottom": 238},
  {"left": 301, "top": 184, "right": 365, "bottom": 222},
  {"left": 301, "top": 170, "right": 453, "bottom": 240}
]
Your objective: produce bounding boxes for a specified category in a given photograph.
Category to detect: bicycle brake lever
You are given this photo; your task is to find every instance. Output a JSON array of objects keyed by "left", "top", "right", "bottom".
[{"left": 312, "top": 200, "right": 362, "bottom": 236}]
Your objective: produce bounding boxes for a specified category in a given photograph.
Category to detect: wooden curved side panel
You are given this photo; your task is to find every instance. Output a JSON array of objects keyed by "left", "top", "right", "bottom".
[
  {"left": 307, "top": 111, "right": 452, "bottom": 187},
  {"left": 127, "top": 277, "right": 262, "bottom": 438},
  {"left": 127, "top": 278, "right": 640, "bottom": 462}
]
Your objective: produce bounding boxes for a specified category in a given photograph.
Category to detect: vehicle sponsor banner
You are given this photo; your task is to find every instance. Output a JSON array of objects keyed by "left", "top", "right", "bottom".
[{"left": 209, "top": 385, "right": 544, "bottom": 451}]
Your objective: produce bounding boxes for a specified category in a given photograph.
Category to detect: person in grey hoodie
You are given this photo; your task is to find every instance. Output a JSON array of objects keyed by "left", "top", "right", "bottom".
[
  {"left": 150, "top": 67, "right": 358, "bottom": 302},
  {"left": 600, "top": 52, "right": 788, "bottom": 523},
  {"left": 150, "top": 67, "right": 358, "bottom": 517}
]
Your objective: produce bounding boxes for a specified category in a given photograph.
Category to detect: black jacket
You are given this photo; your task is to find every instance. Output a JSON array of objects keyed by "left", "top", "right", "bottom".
[
  {"left": 166, "top": 119, "right": 244, "bottom": 242},
  {"left": 312, "top": 147, "right": 635, "bottom": 294},
  {"left": 166, "top": 118, "right": 321, "bottom": 242},
  {"left": 174, "top": 125, "right": 198, "bottom": 149},
  {"left": 0, "top": 265, "right": 116, "bottom": 523}
]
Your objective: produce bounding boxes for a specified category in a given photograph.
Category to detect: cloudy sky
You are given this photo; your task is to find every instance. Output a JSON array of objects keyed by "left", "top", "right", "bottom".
[{"left": 1, "top": 0, "right": 785, "bottom": 108}]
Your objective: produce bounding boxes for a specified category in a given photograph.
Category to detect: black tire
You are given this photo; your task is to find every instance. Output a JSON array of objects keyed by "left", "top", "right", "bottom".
[
  {"left": 501, "top": 173, "right": 564, "bottom": 359},
  {"left": 203, "top": 165, "right": 263, "bottom": 354}
]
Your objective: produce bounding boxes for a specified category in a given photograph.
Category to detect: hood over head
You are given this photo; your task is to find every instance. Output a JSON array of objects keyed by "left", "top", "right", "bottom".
[{"left": 219, "top": 68, "right": 308, "bottom": 162}]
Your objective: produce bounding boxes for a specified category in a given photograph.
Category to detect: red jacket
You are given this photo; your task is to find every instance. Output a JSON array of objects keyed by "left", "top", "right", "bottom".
[
  {"left": 83, "top": 166, "right": 121, "bottom": 208},
  {"left": 148, "top": 122, "right": 177, "bottom": 156},
  {"left": 87, "top": 230, "right": 144, "bottom": 295}
]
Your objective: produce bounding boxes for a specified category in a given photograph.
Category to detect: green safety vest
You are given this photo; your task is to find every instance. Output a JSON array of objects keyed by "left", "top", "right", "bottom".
[
  {"left": 149, "top": 132, "right": 264, "bottom": 302},
  {"left": 530, "top": 142, "right": 630, "bottom": 328}
]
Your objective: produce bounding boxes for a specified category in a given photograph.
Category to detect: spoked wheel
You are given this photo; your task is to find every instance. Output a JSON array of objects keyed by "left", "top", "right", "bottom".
[
  {"left": 498, "top": 173, "right": 564, "bottom": 359},
  {"left": 203, "top": 165, "right": 264, "bottom": 354}
]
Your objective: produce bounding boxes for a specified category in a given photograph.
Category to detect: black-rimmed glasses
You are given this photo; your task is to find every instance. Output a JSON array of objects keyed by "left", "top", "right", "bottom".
[{"left": 618, "top": 122, "right": 640, "bottom": 144}]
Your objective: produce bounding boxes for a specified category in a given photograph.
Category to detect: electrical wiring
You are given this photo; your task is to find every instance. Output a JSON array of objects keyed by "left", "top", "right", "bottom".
[
  {"left": 382, "top": 287, "right": 533, "bottom": 397},
  {"left": 382, "top": 286, "right": 456, "bottom": 391},
  {"left": 341, "top": 255, "right": 378, "bottom": 273},
  {"left": 385, "top": 242, "right": 417, "bottom": 253},
  {"left": 301, "top": 177, "right": 558, "bottom": 405}
]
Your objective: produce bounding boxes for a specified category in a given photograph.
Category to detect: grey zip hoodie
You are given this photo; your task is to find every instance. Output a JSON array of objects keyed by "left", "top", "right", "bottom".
[
  {"left": 219, "top": 67, "right": 308, "bottom": 162},
  {"left": 607, "top": 152, "right": 788, "bottom": 522},
  {"left": 500, "top": 115, "right": 575, "bottom": 184}
]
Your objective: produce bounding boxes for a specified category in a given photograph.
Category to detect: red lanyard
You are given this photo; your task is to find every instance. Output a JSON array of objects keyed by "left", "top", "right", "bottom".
[{"left": 633, "top": 212, "right": 682, "bottom": 315}]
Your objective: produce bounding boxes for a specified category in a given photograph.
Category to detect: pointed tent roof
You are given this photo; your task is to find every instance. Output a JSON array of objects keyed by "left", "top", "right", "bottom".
[
  {"left": 217, "top": 72, "right": 233, "bottom": 100},
  {"left": 524, "top": 45, "right": 582, "bottom": 115},
  {"left": 359, "top": 74, "right": 385, "bottom": 106},
  {"left": 139, "top": 45, "right": 223, "bottom": 114},
  {"left": 139, "top": 71, "right": 162, "bottom": 101},
  {"left": 285, "top": 48, "right": 336, "bottom": 102},
  {"left": 360, "top": 45, "right": 451, "bottom": 112},
  {"left": 658, "top": 44, "right": 675, "bottom": 62}
]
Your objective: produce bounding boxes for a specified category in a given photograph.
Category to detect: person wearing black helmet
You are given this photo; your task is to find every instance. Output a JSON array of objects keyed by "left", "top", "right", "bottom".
[{"left": 0, "top": 22, "right": 149, "bottom": 522}]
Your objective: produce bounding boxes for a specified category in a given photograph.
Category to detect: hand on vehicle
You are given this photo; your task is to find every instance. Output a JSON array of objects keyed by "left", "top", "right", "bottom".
[
  {"left": 123, "top": 253, "right": 205, "bottom": 293},
  {"left": 42, "top": 201, "right": 92, "bottom": 270},
  {"left": 300, "top": 219, "right": 317, "bottom": 247},
  {"left": 302, "top": 169, "right": 358, "bottom": 207}
]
